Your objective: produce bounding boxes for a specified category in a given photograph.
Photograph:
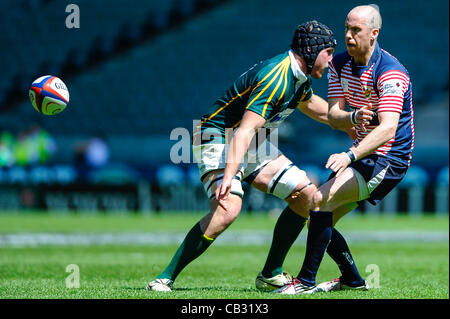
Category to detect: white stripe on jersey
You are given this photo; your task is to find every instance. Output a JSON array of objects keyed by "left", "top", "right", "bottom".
[
  {"left": 327, "top": 58, "right": 410, "bottom": 156},
  {"left": 408, "top": 89, "right": 415, "bottom": 165}
]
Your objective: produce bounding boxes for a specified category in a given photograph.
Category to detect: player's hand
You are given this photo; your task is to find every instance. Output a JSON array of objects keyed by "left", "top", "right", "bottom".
[
  {"left": 326, "top": 152, "right": 351, "bottom": 176},
  {"left": 355, "top": 104, "right": 374, "bottom": 132},
  {"left": 215, "top": 178, "right": 232, "bottom": 211}
]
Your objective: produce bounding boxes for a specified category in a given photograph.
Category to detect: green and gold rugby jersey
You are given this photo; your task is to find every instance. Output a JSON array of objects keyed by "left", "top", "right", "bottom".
[{"left": 196, "top": 51, "right": 313, "bottom": 144}]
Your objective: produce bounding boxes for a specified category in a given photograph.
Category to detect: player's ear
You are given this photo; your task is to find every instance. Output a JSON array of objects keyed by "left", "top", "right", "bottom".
[{"left": 370, "top": 28, "right": 379, "bottom": 42}]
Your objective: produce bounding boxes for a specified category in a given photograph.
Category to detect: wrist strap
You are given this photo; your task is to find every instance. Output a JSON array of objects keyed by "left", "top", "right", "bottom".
[
  {"left": 346, "top": 149, "right": 357, "bottom": 163},
  {"left": 350, "top": 111, "right": 358, "bottom": 125}
]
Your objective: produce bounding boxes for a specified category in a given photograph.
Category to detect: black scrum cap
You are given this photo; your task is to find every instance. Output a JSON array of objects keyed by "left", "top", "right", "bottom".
[{"left": 291, "top": 20, "right": 337, "bottom": 74}]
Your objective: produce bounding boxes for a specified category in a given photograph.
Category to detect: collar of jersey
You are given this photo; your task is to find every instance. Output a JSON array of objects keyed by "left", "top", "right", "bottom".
[
  {"left": 288, "top": 50, "right": 308, "bottom": 83},
  {"left": 351, "top": 42, "right": 381, "bottom": 77}
]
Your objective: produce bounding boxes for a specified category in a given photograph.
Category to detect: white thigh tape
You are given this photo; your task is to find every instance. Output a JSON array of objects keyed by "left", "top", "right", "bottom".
[
  {"left": 229, "top": 178, "right": 244, "bottom": 198},
  {"left": 204, "top": 174, "right": 244, "bottom": 199},
  {"left": 268, "top": 164, "right": 307, "bottom": 199},
  {"left": 267, "top": 162, "right": 293, "bottom": 192}
]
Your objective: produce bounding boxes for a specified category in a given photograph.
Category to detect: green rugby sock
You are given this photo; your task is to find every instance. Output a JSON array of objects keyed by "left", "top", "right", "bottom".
[
  {"left": 261, "top": 206, "right": 307, "bottom": 278},
  {"left": 157, "top": 222, "right": 214, "bottom": 281}
]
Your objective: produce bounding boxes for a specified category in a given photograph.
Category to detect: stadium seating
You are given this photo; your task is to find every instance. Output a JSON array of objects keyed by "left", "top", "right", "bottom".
[
  {"left": 88, "top": 163, "right": 140, "bottom": 184},
  {"left": 156, "top": 164, "right": 185, "bottom": 186},
  {"left": 0, "top": 0, "right": 177, "bottom": 102},
  {"left": 2, "top": 0, "right": 448, "bottom": 134},
  {"left": 436, "top": 166, "right": 449, "bottom": 214},
  {"left": 437, "top": 166, "right": 449, "bottom": 187},
  {"left": 0, "top": 0, "right": 448, "bottom": 181},
  {"left": 399, "top": 165, "right": 430, "bottom": 188}
]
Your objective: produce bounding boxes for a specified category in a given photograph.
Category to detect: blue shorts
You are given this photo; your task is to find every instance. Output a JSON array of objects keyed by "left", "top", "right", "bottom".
[{"left": 329, "top": 154, "right": 409, "bottom": 206}]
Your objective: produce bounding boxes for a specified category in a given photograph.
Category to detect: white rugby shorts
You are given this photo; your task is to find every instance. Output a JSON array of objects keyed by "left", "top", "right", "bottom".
[{"left": 192, "top": 141, "right": 307, "bottom": 199}]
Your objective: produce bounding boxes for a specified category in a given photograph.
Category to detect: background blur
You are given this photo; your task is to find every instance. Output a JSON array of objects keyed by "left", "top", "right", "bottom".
[{"left": 0, "top": 0, "right": 448, "bottom": 215}]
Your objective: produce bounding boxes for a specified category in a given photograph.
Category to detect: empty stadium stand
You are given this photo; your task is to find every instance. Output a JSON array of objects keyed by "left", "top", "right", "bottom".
[{"left": 0, "top": 0, "right": 448, "bottom": 175}]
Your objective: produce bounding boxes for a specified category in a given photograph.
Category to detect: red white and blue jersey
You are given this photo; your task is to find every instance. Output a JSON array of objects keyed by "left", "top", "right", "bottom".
[{"left": 328, "top": 43, "right": 414, "bottom": 166}]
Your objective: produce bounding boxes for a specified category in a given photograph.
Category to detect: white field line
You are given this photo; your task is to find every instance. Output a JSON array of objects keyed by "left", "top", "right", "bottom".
[{"left": 0, "top": 231, "right": 448, "bottom": 247}]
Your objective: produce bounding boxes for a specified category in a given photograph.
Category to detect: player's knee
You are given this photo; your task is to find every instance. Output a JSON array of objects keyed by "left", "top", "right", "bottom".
[
  {"left": 217, "top": 212, "right": 238, "bottom": 231},
  {"left": 206, "top": 203, "right": 240, "bottom": 238},
  {"left": 311, "top": 190, "right": 325, "bottom": 211},
  {"left": 225, "top": 207, "right": 240, "bottom": 226},
  {"left": 285, "top": 183, "right": 317, "bottom": 218},
  {"left": 216, "top": 203, "right": 240, "bottom": 228}
]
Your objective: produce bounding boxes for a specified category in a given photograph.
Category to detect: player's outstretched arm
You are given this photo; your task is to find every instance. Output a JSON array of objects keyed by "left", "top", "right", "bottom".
[
  {"left": 296, "top": 94, "right": 329, "bottom": 124},
  {"left": 298, "top": 95, "right": 360, "bottom": 140},
  {"left": 328, "top": 98, "right": 373, "bottom": 130}
]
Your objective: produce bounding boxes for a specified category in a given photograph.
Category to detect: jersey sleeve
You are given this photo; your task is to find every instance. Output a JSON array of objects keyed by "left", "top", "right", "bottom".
[
  {"left": 327, "top": 60, "right": 345, "bottom": 99},
  {"left": 246, "top": 62, "right": 289, "bottom": 119},
  {"left": 298, "top": 77, "right": 313, "bottom": 102},
  {"left": 377, "top": 70, "right": 410, "bottom": 113}
]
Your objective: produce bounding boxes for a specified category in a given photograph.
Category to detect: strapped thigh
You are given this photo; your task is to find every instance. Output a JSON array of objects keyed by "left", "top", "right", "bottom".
[
  {"left": 267, "top": 161, "right": 308, "bottom": 199},
  {"left": 202, "top": 173, "right": 244, "bottom": 200}
]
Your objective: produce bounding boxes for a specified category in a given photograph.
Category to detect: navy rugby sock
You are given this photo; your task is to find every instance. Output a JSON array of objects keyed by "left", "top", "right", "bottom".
[
  {"left": 326, "top": 228, "right": 365, "bottom": 286},
  {"left": 297, "top": 210, "right": 333, "bottom": 286},
  {"left": 261, "top": 206, "right": 307, "bottom": 278}
]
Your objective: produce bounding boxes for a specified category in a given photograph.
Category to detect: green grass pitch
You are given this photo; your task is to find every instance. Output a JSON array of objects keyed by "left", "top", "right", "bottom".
[{"left": 0, "top": 212, "right": 448, "bottom": 299}]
